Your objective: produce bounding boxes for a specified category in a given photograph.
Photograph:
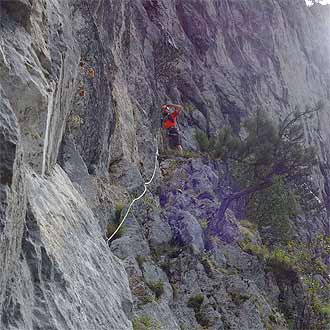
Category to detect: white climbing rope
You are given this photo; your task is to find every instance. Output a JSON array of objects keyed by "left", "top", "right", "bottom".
[{"left": 107, "top": 145, "right": 159, "bottom": 242}]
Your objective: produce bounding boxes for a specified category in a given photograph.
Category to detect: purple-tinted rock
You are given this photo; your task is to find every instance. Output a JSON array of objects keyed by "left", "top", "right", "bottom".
[
  {"left": 197, "top": 192, "right": 214, "bottom": 201},
  {"left": 159, "top": 191, "right": 168, "bottom": 207},
  {"left": 167, "top": 209, "right": 204, "bottom": 252}
]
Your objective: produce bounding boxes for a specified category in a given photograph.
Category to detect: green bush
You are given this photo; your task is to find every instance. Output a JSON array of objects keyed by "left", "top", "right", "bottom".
[
  {"left": 136, "top": 255, "right": 146, "bottom": 269},
  {"left": 256, "top": 238, "right": 330, "bottom": 325},
  {"left": 143, "top": 197, "right": 156, "bottom": 210},
  {"left": 194, "top": 130, "right": 210, "bottom": 153},
  {"left": 239, "top": 240, "right": 269, "bottom": 261},
  {"left": 147, "top": 281, "right": 164, "bottom": 299},
  {"left": 202, "top": 108, "right": 321, "bottom": 240},
  {"left": 239, "top": 220, "right": 258, "bottom": 232},
  {"left": 106, "top": 222, "right": 124, "bottom": 240},
  {"left": 267, "top": 248, "right": 295, "bottom": 273},
  {"left": 132, "top": 315, "right": 162, "bottom": 330},
  {"left": 230, "top": 291, "right": 250, "bottom": 306},
  {"left": 239, "top": 220, "right": 258, "bottom": 241},
  {"left": 115, "top": 202, "right": 125, "bottom": 221},
  {"left": 319, "top": 304, "right": 330, "bottom": 316},
  {"left": 106, "top": 202, "right": 126, "bottom": 241},
  {"left": 160, "top": 260, "right": 171, "bottom": 275},
  {"left": 137, "top": 295, "right": 154, "bottom": 307},
  {"left": 180, "top": 150, "right": 199, "bottom": 159},
  {"left": 151, "top": 244, "right": 180, "bottom": 261},
  {"left": 187, "top": 294, "right": 211, "bottom": 327},
  {"left": 70, "top": 114, "right": 83, "bottom": 128},
  {"left": 194, "top": 128, "right": 239, "bottom": 159},
  {"left": 187, "top": 294, "right": 204, "bottom": 312},
  {"left": 247, "top": 176, "right": 296, "bottom": 245}
]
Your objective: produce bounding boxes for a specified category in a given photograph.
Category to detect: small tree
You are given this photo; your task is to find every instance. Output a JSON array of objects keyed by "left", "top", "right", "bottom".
[
  {"left": 205, "top": 103, "right": 323, "bottom": 235},
  {"left": 247, "top": 175, "right": 299, "bottom": 245}
]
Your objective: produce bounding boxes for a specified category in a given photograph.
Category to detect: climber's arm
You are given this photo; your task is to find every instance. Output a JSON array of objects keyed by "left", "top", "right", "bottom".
[{"left": 166, "top": 103, "right": 183, "bottom": 114}]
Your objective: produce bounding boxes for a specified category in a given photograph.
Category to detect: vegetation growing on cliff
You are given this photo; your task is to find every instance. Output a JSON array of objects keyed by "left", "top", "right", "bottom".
[
  {"left": 195, "top": 104, "right": 329, "bottom": 328},
  {"left": 240, "top": 234, "right": 330, "bottom": 329},
  {"left": 195, "top": 104, "right": 323, "bottom": 238}
]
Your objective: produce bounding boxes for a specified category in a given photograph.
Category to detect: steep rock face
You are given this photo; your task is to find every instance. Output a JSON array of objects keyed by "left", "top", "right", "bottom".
[
  {"left": 0, "top": 87, "right": 26, "bottom": 321},
  {"left": 78, "top": 0, "right": 330, "bottom": 238},
  {"left": 0, "top": 0, "right": 330, "bottom": 330},
  {"left": 20, "top": 167, "right": 132, "bottom": 330},
  {"left": 0, "top": 1, "right": 133, "bottom": 330},
  {"left": 110, "top": 158, "right": 288, "bottom": 330}
]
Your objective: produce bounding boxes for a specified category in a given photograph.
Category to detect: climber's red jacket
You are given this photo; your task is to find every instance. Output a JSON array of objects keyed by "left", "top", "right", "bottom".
[{"left": 163, "top": 110, "right": 179, "bottom": 129}]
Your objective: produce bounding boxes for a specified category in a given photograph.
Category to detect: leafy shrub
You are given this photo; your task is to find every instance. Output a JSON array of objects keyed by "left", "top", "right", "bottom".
[
  {"left": 199, "top": 219, "right": 209, "bottom": 230},
  {"left": 202, "top": 107, "right": 322, "bottom": 233},
  {"left": 138, "top": 295, "right": 154, "bottom": 306},
  {"left": 239, "top": 220, "right": 258, "bottom": 241},
  {"left": 70, "top": 114, "right": 83, "bottom": 128},
  {"left": 239, "top": 240, "right": 269, "bottom": 261},
  {"left": 136, "top": 255, "right": 146, "bottom": 269},
  {"left": 115, "top": 202, "right": 125, "bottom": 221},
  {"left": 180, "top": 150, "right": 199, "bottom": 159},
  {"left": 132, "top": 315, "right": 162, "bottom": 330},
  {"left": 267, "top": 248, "right": 295, "bottom": 275},
  {"left": 239, "top": 220, "right": 258, "bottom": 232},
  {"left": 106, "top": 202, "right": 125, "bottom": 241},
  {"left": 151, "top": 244, "right": 180, "bottom": 261},
  {"left": 187, "top": 294, "right": 204, "bottom": 312},
  {"left": 249, "top": 237, "right": 330, "bottom": 325},
  {"left": 187, "top": 294, "right": 211, "bottom": 327},
  {"left": 160, "top": 260, "right": 171, "bottom": 275},
  {"left": 247, "top": 176, "right": 297, "bottom": 244},
  {"left": 194, "top": 130, "right": 210, "bottom": 153},
  {"left": 229, "top": 291, "right": 250, "bottom": 306},
  {"left": 183, "top": 103, "right": 195, "bottom": 112},
  {"left": 147, "top": 281, "right": 164, "bottom": 299},
  {"left": 143, "top": 197, "right": 155, "bottom": 210},
  {"left": 106, "top": 223, "right": 124, "bottom": 241},
  {"left": 195, "top": 128, "right": 240, "bottom": 159},
  {"left": 319, "top": 305, "right": 330, "bottom": 316}
]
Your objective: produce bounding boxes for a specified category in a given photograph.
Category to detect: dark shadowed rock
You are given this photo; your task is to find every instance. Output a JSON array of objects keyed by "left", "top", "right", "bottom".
[
  {"left": 0, "top": 0, "right": 32, "bottom": 27},
  {"left": 0, "top": 93, "right": 18, "bottom": 188}
]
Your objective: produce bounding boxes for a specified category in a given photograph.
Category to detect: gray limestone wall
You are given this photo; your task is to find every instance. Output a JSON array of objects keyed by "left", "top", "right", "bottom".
[
  {"left": 0, "top": 1, "right": 132, "bottom": 329},
  {"left": 0, "top": 0, "right": 329, "bottom": 329}
]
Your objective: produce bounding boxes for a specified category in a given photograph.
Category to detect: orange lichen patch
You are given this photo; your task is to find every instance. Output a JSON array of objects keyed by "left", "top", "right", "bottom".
[
  {"left": 79, "top": 60, "right": 85, "bottom": 67},
  {"left": 79, "top": 88, "right": 86, "bottom": 97},
  {"left": 88, "top": 68, "right": 95, "bottom": 78}
]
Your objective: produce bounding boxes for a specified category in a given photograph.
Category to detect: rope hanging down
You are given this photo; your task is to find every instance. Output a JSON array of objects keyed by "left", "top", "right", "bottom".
[{"left": 107, "top": 145, "right": 159, "bottom": 242}]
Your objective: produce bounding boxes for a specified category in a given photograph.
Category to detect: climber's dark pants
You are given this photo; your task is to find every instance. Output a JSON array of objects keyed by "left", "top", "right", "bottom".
[{"left": 167, "top": 127, "right": 181, "bottom": 149}]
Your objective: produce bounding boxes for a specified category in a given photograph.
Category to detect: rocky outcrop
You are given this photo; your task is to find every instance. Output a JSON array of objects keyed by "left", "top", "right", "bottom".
[
  {"left": 0, "top": 87, "right": 26, "bottom": 324},
  {"left": 110, "top": 158, "right": 282, "bottom": 330},
  {"left": 1, "top": 0, "right": 330, "bottom": 329},
  {"left": 0, "top": 1, "right": 132, "bottom": 329}
]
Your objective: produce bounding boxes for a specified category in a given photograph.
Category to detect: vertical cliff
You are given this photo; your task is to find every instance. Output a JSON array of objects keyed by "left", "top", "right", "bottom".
[
  {"left": 0, "top": 0, "right": 329, "bottom": 330},
  {"left": 0, "top": 1, "right": 132, "bottom": 329}
]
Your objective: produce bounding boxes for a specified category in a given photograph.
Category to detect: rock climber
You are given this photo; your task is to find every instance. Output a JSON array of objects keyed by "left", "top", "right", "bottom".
[{"left": 161, "top": 103, "right": 184, "bottom": 153}]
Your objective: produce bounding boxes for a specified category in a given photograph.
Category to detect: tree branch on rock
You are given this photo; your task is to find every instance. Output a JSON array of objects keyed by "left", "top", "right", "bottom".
[{"left": 197, "top": 103, "right": 323, "bottom": 236}]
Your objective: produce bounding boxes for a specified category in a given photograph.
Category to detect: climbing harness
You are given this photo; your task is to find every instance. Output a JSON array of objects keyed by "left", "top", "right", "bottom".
[
  {"left": 106, "top": 144, "right": 159, "bottom": 242},
  {"left": 167, "top": 127, "right": 181, "bottom": 149}
]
